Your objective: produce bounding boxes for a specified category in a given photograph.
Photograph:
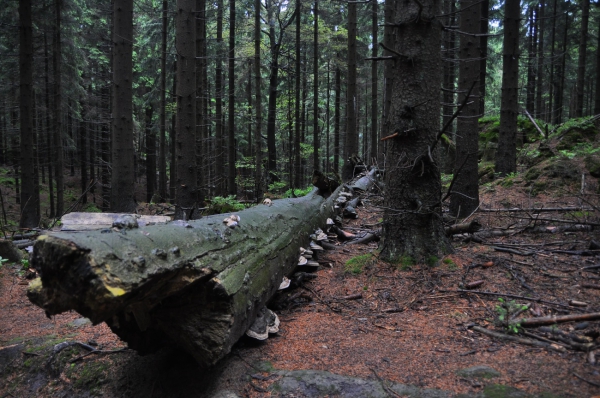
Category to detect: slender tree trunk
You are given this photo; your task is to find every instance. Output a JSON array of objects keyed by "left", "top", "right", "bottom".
[
  {"left": 535, "top": 2, "right": 544, "bottom": 119},
  {"left": 575, "top": 0, "right": 590, "bottom": 118},
  {"left": 326, "top": 62, "right": 330, "bottom": 172},
  {"left": 449, "top": 0, "right": 480, "bottom": 218},
  {"left": 19, "top": 0, "right": 40, "bottom": 227},
  {"left": 343, "top": 1, "right": 358, "bottom": 180},
  {"left": 254, "top": 0, "right": 263, "bottom": 199},
  {"left": 145, "top": 105, "right": 156, "bottom": 203},
  {"left": 197, "top": 0, "right": 207, "bottom": 194},
  {"left": 479, "top": 0, "right": 489, "bottom": 116},
  {"left": 548, "top": 0, "right": 557, "bottom": 123},
  {"left": 68, "top": 102, "right": 74, "bottom": 177},
  {"left": 228, "top": 0, "right": 236, "bottom": 195},
  {"left": 555, "top": 12, "right": 568, "bottom": 124},
  {"left": 381, "top": 0, "right": 451, "bottom": 262},
  {"left": 170, "top": 59, "right": 177, "bottom": 203},
  {"left": 334, "top": 67, "right": 340, "bottom": 176},
  {"left": 442, "top": 0, "right": 456, "bottom": 174},
  {"left": 370, "top": 0, "right": 378, "bottom": 163},
  {"left": 54, "top": 0, "right": 64, "bottom": 217},
  {"left": 175, "top": 0, "right": 198, "bottom": 220},
  {"left": 215, "top": 0, "right": 224, "bottom": 195},
  {"left": 495, "top": 0, "right": 520, "bottom": 176},
  {"left": 294, "top": 0, "right": 301, "bottom": 189},
  {"left": 43, "top": 30, "right": 56, "bottom": 218},
  {"left": 159, "top": 0, "right": 168, "bottom": 201},
  {"left": 79, "top": 100, "right": 88, "bottom": 205},
  {"left": 111, "top": 0, "right": 136, "bottom": 212},
  {"left": 526, "top": 7, "right": 536, "bottom": 115},
  {"left": 101, "top": 87, "right": 110, "bottom": 211},
  {"left": 313, "top": 1, "right": 319, "bottom": 172},
  {"left": 594, "top": 16, "right": 600, "bottom": 115}
]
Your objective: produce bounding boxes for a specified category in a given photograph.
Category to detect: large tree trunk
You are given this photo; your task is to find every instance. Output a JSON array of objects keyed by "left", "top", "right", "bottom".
[
  {"left": 175, "top": 0, "right": 198, "bottom": 220},
  {"left": 54, "top": 0, "right": 64, "bottom": 217},
  {"left": 28, "top": 187, "right": 342, "bottom": 367},
  {"left": 380, "top": 0, "right": 452, "bottom": 262},
  {"left": 111, "top": 0, "right": 136, "bottom": 212}
]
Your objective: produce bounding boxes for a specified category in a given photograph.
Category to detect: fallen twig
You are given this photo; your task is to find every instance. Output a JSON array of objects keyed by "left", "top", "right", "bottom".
[
  {"left": 512, "top": 312, "right": 600, "bottom": 328},
  {"left": 471, "top": 325, "right": 560, "bottom": 350},
  {"left": 573, "top": 372, "right": 600, "bottom": 388},
  {"left": 438, "top": 288, "right": 576, "bottom": 310}
]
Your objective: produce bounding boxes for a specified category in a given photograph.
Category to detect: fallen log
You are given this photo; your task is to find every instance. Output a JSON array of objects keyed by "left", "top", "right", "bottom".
[
  {"left": 27, "top": 186, "right": 342, "bottom": 367},
  {"left": 349, "top": 168, "right": 379, "bottom": 192}
]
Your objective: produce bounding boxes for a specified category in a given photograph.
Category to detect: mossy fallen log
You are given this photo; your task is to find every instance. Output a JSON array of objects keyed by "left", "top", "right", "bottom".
[{"left": 28, "top": 187, "right": 341, "bottom": 367}]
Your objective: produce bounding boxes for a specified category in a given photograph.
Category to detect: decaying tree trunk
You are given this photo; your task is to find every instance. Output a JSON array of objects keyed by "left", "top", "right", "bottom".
[{"left": 28, "top": 187, "right": 342, "bottom": 367}]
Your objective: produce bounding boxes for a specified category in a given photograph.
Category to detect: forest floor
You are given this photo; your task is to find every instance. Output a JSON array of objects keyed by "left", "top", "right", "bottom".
[{"left": 2, "top": 171, "right": 600, "bottom": 397}]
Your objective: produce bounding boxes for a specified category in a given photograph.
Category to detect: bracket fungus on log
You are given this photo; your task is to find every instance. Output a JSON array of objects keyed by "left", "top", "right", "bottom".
[{"left": 27, "top": 186, "right": 342, "bottom": 367}]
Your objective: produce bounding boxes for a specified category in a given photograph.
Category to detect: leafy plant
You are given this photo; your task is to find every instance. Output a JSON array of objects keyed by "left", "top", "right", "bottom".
[
  {"left": 443, "top": 257, "right": 457, "bottom": 270},
  {"left": 426, "top": 255, "right": 439, "bottom": 267},
  {"left": 397, "top": 255, "right": 415, "bottom": 271},
  {"left": 344, "top": 253, "right": 372, "bottom": 275},
  {"left": 0, "top": 256, "right": 8, "bottom": 271},
  {"left": 495, "top": 298, "right": 528, "bottom": 334},
  {"left": 283, "top": 186, "right": 313, "bottom": 198},
  {"left": 205, "top": 196, "right": 245, "bottom": 215}
]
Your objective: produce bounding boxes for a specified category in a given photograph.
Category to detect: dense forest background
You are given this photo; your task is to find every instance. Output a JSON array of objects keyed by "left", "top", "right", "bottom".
[{"left": 1, "top": 0, "right": 599, "bottom": 229}]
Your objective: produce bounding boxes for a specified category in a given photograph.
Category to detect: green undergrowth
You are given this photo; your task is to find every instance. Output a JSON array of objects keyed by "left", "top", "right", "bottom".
[{"left": 344, "top": 253, "right": 373, "bottom": 275}]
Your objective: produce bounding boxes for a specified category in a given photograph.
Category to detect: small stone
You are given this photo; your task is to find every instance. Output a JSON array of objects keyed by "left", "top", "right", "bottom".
[{"left": 170, "top": 247, "right": 181, "bottom": 257}]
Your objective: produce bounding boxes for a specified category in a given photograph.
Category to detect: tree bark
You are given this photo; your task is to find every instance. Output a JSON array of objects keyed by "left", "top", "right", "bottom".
[
  {"left": 334, "top": 67, "right": 340, "bottom": 175},
  {"left": 294, "top": 0, "right": 301, "bottom": 189},
  {"left": 380, "top": 0, "right": 452, "bottom": 262},
  {"left": 80, "top": 99, "right": 88, "bottom": 205},
  {"left": 449, "top": 0, "right": 480, "bottom": 218},
  {"left": 145, "top": 104, "right": 156, "bottom": 203},
  {"left": 228, "top": 0, "right": 236, "bottom": 196},
  {"left": 159, "top": 0, "right": 168, "bottom": 201},
  {"left": 313, "top": 1, "right": 319, "bottom": 172},
  {"left": 370, "top": 0, "right": 378, "bottom": 163},
  {"left": 111, "top": 0, "right": 136, "bottom": 212},
  {"left": 495, "top": 0, "right": 520, "bottom": 176},
  {"left": 175, "top": 0, "right": 198, "bottom": 220},
  {"left": 479, "top": 0, "right": 489, "bottom": 117},
  {"left": 575, "top": 0, "right": 590, "bottom": 118},
  {"left": 343, "top": 1, "right": 358, "bottom": 181},
  {"left": 215, "top": 0, "right": 225, "bottom": 196},
  {"left": 526, "top": 7, "right": 536, "bottom": 115},
  {"left": 54, "top": 0, "right": 64, "bottom": 217},
  {"left": 19, "top": 0, "right": 40, "bottom": 228},
  {"left": 595, "top": 15, "right": 600, "bottom": 115},
  {"left": 535, "top": 1, "right": 544, "bottom": 119},
  {"left": 254, "top": 0, "right": 264, "bottom": 199},
  {"left": 28, "top": 187, "right": 342, "bottom": 367}
]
